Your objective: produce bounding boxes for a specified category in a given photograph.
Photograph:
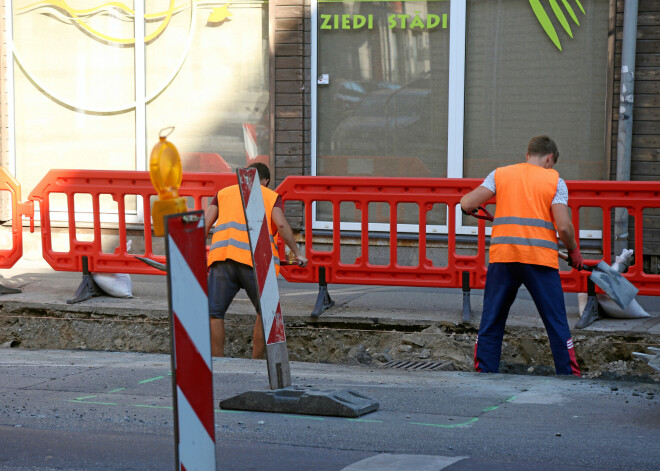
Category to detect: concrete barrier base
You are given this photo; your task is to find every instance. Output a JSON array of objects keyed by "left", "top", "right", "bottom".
[{"left": 219, "top": 386, "right": 379, "bottom": 417}]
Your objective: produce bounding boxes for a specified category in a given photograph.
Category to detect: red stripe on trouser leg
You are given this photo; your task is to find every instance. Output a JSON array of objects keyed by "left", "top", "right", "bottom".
[
  {"left": 474, "top": 336, "right": 482, "bottom": 372},
  {"left": 267, "top": 303, "right": 286, "bottom": 344},
  {"left": 567, "top": 338, "right": 581, "bottom": 377},
  {"left": 173, "top": 314, "right": 215, "bottom": 441}
]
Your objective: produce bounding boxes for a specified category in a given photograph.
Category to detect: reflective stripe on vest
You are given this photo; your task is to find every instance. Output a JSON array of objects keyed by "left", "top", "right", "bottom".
[
  {"left": 210, "top": 222, "right": 278, "bottom": 248},
  {"left": 491, "top": 236, "right": 558, "bottom": 251},
  {"left": 207, "top": 185, "right": 280, "bottom": 274},
  {"left": 490, "top": 163, "right": 560, "bottom": 269}
]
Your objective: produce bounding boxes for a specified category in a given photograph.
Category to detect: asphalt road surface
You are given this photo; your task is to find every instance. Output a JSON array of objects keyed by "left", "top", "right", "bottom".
[{"left": 1, "top": 349, "right": 659, "bottom": 471}]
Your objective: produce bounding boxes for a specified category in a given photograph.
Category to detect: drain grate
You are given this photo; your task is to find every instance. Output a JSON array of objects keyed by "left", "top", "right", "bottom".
[{"left": 384, "top": 360, "right": 454, "bottom": 372}]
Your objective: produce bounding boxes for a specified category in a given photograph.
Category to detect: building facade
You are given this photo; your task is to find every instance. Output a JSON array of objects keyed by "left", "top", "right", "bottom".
[{"left": 1, "top": 0, "right": 659, "bottom": 270}]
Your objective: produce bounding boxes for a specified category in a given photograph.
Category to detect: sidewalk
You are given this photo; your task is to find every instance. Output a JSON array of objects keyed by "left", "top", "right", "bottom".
[
  {"left": 1, "top": 258, "right": 658, "bottom": 334},
  {"left": 0, "top": 258, "right": 659, "bottom": 379}
]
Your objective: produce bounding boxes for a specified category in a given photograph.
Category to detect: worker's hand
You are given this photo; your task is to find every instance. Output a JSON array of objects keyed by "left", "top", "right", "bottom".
[
  {"left": 297, "top": 254, "right": 308, "bottom": 267},
  {"left": 461, "top": 206, "right": 494, "bottom": 222},
  {"left": 566, "top": 247, "right": 584, "bottom": 271}
]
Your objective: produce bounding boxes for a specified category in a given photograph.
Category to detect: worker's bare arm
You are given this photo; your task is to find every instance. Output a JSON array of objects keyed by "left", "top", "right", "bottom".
[
  {"left": 204, "top": 204, "right": 219, "bottom": 237},
  {"left": 272, "top": 206, "right": 308, "bottom": 266},
  {"left": 551, "top": 203, "right": 577, "bottom": 250},
  {"left": 460, "top": 186, "right": 495, "bottom": 214}
]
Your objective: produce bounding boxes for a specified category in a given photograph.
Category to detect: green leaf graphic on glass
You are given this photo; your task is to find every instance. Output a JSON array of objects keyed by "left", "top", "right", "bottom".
[{"left": 529, "top": 0, "right": 586, "bottom": 51}]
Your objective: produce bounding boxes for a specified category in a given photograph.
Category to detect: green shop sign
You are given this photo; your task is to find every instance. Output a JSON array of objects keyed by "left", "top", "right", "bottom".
[{"left": 321, "top": 13, "right": 448, "bottom": 30}]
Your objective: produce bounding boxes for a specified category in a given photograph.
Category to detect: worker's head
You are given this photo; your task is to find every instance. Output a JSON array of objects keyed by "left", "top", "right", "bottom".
[
  {"left": 248, "top": 162, "right": 270, "bottom": 187},
  {"left": 527, "top": 135, "right": 559, "bottom": 167}
]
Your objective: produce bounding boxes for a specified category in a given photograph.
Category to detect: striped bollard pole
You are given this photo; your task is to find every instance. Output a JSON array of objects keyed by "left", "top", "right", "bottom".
[
  {"left": 165, "top": 211, "right": 216, "bottom": 470},
  {"left": 237, "top": 167, "right": 291, "bottom": 390},
  {"left": 242, "top": 123, "right": 259, "bottom": 164}
]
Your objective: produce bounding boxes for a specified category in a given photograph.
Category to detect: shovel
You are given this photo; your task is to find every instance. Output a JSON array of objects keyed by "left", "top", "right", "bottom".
[
  {"left": 558, "top": 252, "right": 638, "bottom": 309},
  {"left": 134, "top": 256, "right": 303, "bottom": 273}
]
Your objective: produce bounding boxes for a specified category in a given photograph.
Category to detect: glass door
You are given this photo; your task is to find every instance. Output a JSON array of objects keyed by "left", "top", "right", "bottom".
[{"left": 312, "top": 0, "right": 454, "bottom": 232}]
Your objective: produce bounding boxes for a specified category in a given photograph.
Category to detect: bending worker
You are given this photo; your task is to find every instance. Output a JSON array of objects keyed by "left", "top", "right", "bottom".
[
  {"left": 460, "top": 135, "right": 582, "bottom": 376},
  {"left": 204, "top": 163, "right": 308, "bottom": 358}
]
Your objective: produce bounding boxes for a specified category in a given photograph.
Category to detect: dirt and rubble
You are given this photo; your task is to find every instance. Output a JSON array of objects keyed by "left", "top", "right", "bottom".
[{"left": 2, "top": 305, "right": 658, "bottom": 384}]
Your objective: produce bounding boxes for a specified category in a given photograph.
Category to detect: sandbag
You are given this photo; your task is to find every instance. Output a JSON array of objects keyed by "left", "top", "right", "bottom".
[
  {"left": 597, "top": 294, "right": 650, "bottom": 319},
  {"left": 92, "top": 273, "right": 133, "bottom": 298}
]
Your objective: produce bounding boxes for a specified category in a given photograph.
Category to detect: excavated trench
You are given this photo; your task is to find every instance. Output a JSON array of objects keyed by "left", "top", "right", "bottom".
[{"left": 1, "top": 305, "right": 659, "bottom": 384}]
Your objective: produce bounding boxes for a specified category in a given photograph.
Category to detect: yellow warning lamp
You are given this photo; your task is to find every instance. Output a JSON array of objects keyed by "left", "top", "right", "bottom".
[{"left": 150, "top": 127, "right": 188, "bottom": 236}]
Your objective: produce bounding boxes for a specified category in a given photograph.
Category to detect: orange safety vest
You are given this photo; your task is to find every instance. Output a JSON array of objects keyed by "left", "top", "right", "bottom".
[
  {"left": 490, "top": 163, "right": 560, "bottom": 269},
  {"left": 207, "top": 185, "right": 281, "bottom": 275}
]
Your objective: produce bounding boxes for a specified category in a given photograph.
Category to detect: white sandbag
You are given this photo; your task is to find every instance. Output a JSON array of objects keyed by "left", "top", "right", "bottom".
[
  {"left": 90, "top": 240, "right": 134, "bottom": 298},
  {"left": 597, "top": 294, "right": 650, "bottom": 319},
  {"left": 92, "top": 273, "right": 133, "bottom": 298}
]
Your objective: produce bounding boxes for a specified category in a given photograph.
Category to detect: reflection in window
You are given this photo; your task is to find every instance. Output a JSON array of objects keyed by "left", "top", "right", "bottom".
[
  {"left": 464, "top": 0, "right": 609, "bottom": 232},
  {"left": 317, "top": 0, "right": 450, "bottom": 180}
]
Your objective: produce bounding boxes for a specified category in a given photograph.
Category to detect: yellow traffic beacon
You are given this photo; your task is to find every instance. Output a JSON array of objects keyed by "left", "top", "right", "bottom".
[{"left": 150, "top": 127, "right": 187, "bottom": 236}]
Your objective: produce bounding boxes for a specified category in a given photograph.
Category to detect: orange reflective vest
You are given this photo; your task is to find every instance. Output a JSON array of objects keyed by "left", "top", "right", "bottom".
[
  {"left": 207, "top": 185, "right": 281, "bottom": 275},
  {"left": 490, "top": 163, "right": 560, "bottom": 269}
]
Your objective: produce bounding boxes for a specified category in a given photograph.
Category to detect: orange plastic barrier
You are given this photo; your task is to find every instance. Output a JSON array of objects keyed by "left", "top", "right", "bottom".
[
  {"left": 27, "top": 170, "right": 237, "bottom": 275},
  {"left": 276, "top": 176, "right": 660, "bottom": 297},
  {"left": 0, "top": 168, "right": 34, "bottom": 269},
  {"left": 18, "top": 170, "right": 660, "bottom": 300},
  {"left": 277, "top": 177, "right": 490, "bottom": 289}
]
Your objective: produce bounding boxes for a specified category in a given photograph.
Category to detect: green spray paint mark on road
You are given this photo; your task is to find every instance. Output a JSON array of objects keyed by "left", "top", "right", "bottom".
[
  {"left": 138, "top": 376, "right": 165, "bottom": 384},
  {"left": 410, "top": 417, "right": 479, "bottom": 428},
  {"left": 134, "top": 404, "right": 173, "bottom": 410},
  {"left": 69, "top": 400, "right": 117, "bottom": 405},
  {"left": 108, "top": 388, "right": 126, "bottom": 393},
  {"left": 283, "top": 414, "right": 326, "bottom": 421},
  {"left": 74, "top": 395, "right": 97, "bottom": 401}
]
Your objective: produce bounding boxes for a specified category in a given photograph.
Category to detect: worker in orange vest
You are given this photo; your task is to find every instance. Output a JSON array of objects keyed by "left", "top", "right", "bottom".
[
  {"left": 460, "top": 135, "right": 582, "bottom": 376},
  {"left": 204, "top": 163, "right": 308, "bottom": 358}
]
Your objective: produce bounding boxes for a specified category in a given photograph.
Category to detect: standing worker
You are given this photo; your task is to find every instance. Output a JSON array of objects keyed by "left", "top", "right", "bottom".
[
  {"left": 204, "top": 163, "right": 308, "bottom": 358},
  {"left": 460, "top": 135, "right": 582, "bottom": 376}
]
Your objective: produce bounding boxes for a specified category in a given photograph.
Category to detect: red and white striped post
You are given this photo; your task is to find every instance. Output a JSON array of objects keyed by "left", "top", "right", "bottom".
[
  {"left": 165, "top": 211, "right": 216, "bottom": 470},
  {"left": 242, "top": 123, "right": 268, "bottom": 166},
  {"left": 237, "top": 168, "right": 291, "bottom": 389}
]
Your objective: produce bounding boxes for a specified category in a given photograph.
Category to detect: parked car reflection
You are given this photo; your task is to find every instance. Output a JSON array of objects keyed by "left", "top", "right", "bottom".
[{"left": 330, "top": 75, "right": 435, "bottom": 159}]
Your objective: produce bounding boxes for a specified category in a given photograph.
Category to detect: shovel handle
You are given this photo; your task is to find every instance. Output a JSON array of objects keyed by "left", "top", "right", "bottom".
[
  {"left": 558, "top": 252, "right": 593, "bottom": 271},
  {"left": 463, "top": 206, "right": 494, "bottom": 221}
]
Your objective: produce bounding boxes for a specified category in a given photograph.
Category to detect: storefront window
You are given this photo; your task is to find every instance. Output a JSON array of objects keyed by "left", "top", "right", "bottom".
[
  {"left": 463, "top": 0, "right": 609, "bottom": 233},
  {"left": 315, "top": 0, "right": 451, "bottom": 227},
  {"left": 12, "top": 0, "right": 137, "bottom": 213},
  {"left": 9, "top": 0, "right": 269, "bottom": 217},
  {"left": 464, "top": 0, "right": 608, "bottom": 180},
  {"left": 146, "top": 0, "right": 270, "bottom": 171},
  {"left": 316, "top": 0, "right": 450, "bottom": 181}
]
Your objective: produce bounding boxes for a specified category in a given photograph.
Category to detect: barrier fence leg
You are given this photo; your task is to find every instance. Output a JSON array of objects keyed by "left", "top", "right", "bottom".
[
  {"left": 575, "top": 277, "right": 602, "bottom": 329},
  {"left": 0, "top": 283, "right": 21, "bottom": 295},
  {"left": 311, "top": 267, "right": 335, "bottom": 318},
  {"left": 461, "top": 271, "right": 471, "bottom": 323},
  {"left": 67, "top": 256, "right": 103, "bottom": 304}
]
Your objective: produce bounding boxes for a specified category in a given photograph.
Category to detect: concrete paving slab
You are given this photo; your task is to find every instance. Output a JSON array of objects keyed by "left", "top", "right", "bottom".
[{"left": 341, "top": 453, "right": 466, "bottom": 471}]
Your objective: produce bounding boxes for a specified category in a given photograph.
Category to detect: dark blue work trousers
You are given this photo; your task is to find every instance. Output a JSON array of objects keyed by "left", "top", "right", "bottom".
[{"left": 474, "top": 262, "right": 581, "bottom": 376}]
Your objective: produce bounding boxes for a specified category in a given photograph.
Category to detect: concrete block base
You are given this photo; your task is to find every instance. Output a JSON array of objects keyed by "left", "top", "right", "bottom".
[{"left": 219, "top": 386, "right": 379, "bottom": 418}]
